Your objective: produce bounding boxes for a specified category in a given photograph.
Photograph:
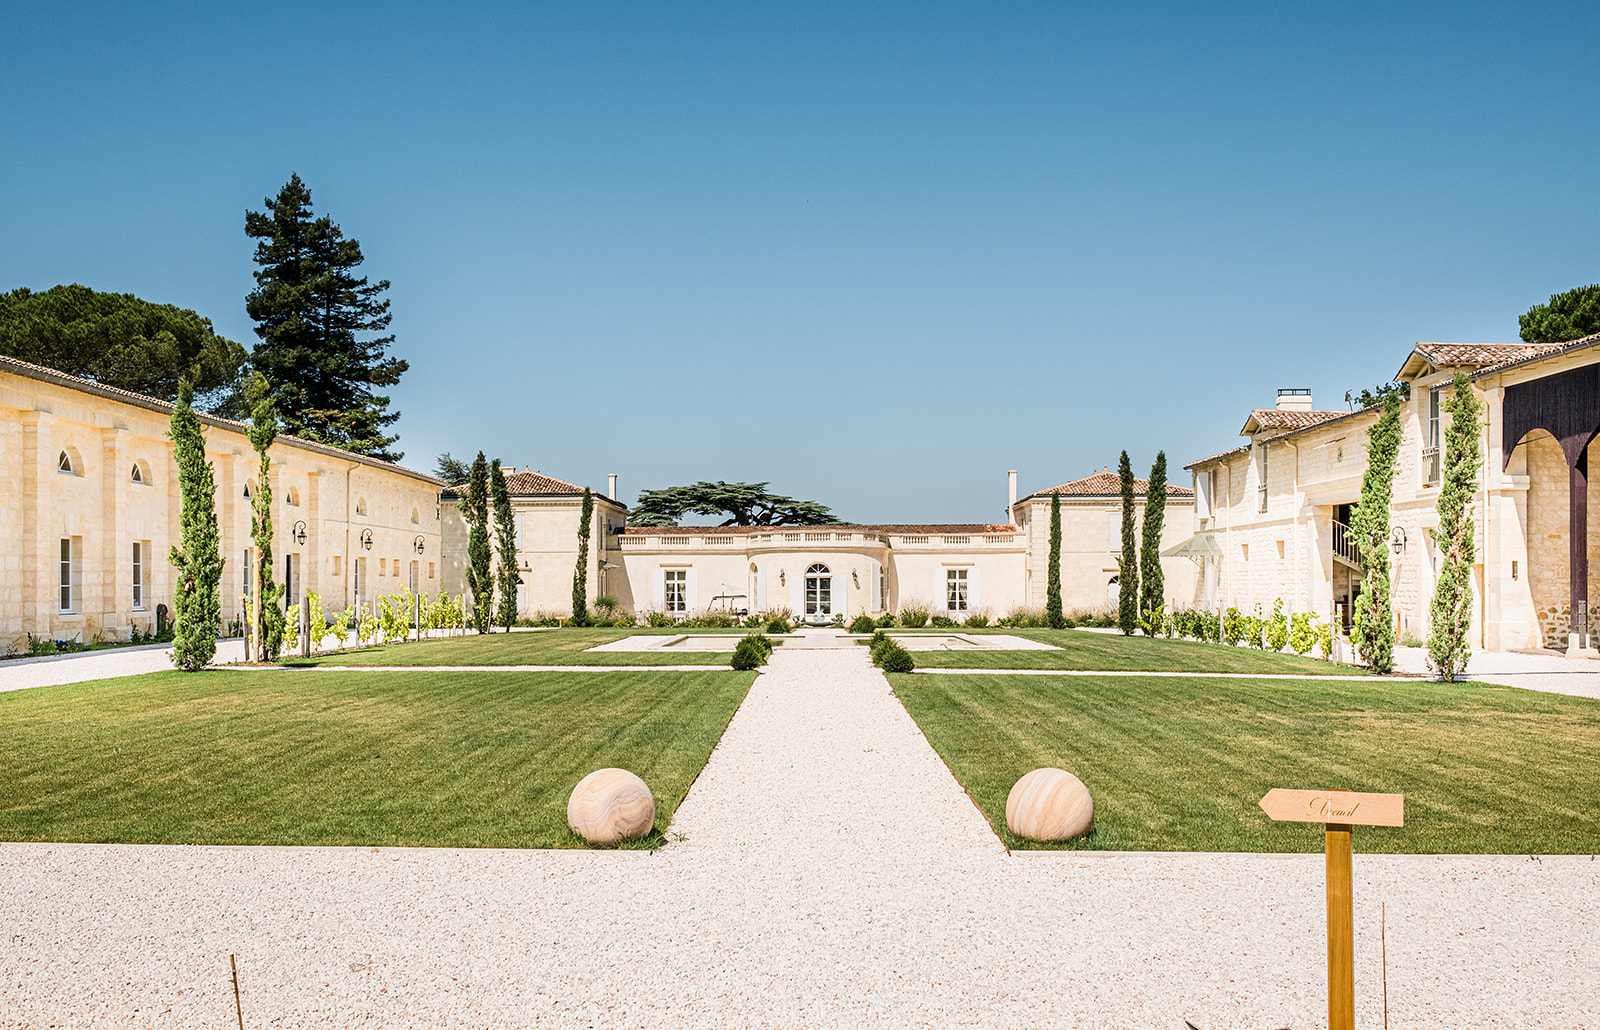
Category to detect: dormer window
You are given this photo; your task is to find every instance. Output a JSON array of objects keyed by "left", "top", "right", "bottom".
[{"left": 57, "top": 451, "right": 74, "bottom": 475}]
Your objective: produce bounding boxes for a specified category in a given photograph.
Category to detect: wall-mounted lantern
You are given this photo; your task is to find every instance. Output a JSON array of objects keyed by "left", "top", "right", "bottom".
[
  {"left": 413, "top": 535, "right": 427, "bottom": 555},
  {"left": 292, "top": 521, "right": 308, "bottom": 546},
  {"left": 851, "top": 569, "right": 860, "bottom": 588},
  {"left": 778, "top": 569, "right": 786, "bottom": 587},
  {"left": 360, "top": 528, "right": 374, "bottom": 551},
  {"left": 1390, "top": 527, "right": 1406, "bottom": 555}
]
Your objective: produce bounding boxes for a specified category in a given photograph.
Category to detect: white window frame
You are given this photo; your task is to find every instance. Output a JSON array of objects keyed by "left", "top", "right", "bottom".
[
  {"left": 1257, "top": 442, "right": 1269, "bottom": 513},
  {"left": 664, "top": 569, "right": 688, "bottom": 613},
  {"left": 1424, "top": 387, "right": 1442, "bottom": 487},
  {"left": 57, "top": 451, "right": 74, "bottom": 475},
  {"left": 947, "top": 568, "right": 969, "bottom": 613},
  {"left": 132, "top": 541, "right": 145, "bottom": 611},
  {"left": 59, "top": 538, "right": 76, "bottom": 613}
]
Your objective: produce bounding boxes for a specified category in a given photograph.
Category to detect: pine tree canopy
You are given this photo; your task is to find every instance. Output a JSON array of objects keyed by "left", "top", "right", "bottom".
[
  {"left": 245, "top": 173, "right": 408, "bottom": 461},
  {"left": 1519, "top": 283, "right": 1600, "bottom": 344},
  {"left": 629, "top": 481, "right": 843, "bottom": 527},
  {"left": 0, "top": 284, "right": 248, "bottom": 412},
  {"left": 435, "top": 452, "right": 471, "bottom": 485}
]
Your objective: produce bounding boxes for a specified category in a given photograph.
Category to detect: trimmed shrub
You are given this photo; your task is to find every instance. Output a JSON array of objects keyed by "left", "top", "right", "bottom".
[
  {"left": 869, "top": 629, "right": 893, "bottom": 664},
  {"left": 848, "top": 613, "right": 876, "bottom": 634},
  {"left": 879, "top": 644, "right": 915, "bottom": 673},
  {"left": 930, "top": 614, "right": 956, "bottom": 628},
  {"left": 963, "top": 611, "right": 990, "bottom": 629},
  {"left": 766, "top": 615, "right": 792, "bottom": 634},
  {"left": 732, "top": 638, "right": 766, "bottom": 670},
  {"left": 876, "top": 612, "right": 895, "bottom": 628},
  {"left": 898, "top": 607, "right": 929, "bottom": 629}
]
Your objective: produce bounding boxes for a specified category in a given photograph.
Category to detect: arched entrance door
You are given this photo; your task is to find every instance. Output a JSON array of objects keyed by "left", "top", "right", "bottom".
[{"left": 805, "top": 563, "right": 832, "bottom": 620}]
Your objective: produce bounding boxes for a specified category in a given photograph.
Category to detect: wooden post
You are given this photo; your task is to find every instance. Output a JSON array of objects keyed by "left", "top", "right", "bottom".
[{"left": 1326, "top": 822, "right": 1354, "bottom": 1030}]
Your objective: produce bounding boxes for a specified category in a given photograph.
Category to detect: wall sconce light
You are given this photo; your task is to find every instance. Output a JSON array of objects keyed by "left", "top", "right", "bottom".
[
  {"left": 413, "top": 535, "right": 426, "bottom": 555},
  {"left": 1390, "top": 527, "right": 1406, "bottom": 555},
  {"left": 851, "top": 569, "right": 860, "bottom": 588},
  {"left": 360, "top": 529, "right": 374, "bottom": 551},
  {"left": 292, "top": 520, "right": 307, "bottom": 546}
]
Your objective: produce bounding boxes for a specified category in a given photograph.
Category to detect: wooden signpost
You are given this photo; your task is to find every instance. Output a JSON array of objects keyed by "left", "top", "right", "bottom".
[{"left": 1259, "top": 789, "right": 1404, "bottom": 1030}]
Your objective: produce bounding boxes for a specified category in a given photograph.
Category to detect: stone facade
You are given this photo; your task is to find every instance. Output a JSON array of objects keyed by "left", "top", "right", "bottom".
[{"left": 0, "top": 356, "right": 444, "bottom": 654}]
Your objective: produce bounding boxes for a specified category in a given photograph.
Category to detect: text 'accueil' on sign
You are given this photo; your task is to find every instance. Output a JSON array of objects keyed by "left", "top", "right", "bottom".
[{"left": 1257, "top": 788, "right": 1405, "bottom": 827}]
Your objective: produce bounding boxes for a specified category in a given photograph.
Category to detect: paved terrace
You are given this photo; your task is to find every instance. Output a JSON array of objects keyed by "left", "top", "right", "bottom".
[{"left": 1, "top": 647, "right": 1596, "bottom": 1027}]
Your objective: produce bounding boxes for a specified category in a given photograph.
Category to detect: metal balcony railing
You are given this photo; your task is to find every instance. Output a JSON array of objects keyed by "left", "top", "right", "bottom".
[{"left": 1332, "top": 519, "right": 1362, "bottom": 569}]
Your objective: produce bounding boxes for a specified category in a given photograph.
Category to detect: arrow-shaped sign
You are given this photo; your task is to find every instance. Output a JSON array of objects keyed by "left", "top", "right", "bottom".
[{"left": 1258, "top": 788, "right": 1404, "bottom": 827}]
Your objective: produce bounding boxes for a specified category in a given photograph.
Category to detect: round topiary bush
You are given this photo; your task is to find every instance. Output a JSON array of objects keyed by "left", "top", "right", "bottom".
[
  {"left": 879, "top": 644, "right": 915, "bottom": 673},
  {"left": 848, "top": 613, "right": 876, "bottom": 634},
  {"left": 766, "top": 616, "right": 791, "bottom": 634},
  {"left": 732, "top": 637, "right": 767, "bottom": 670}
]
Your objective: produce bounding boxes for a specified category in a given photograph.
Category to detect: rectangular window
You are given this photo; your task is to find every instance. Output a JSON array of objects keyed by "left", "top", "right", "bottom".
[
  {"left": 1108, "top": 513, "right": 1120, "bottom": 552},
  {"left": 284, "top": 554, "right": 295, "bottom": 606},
  {"left": 243, "top": 549, "right": 253, "bottom": 597},
  {"left": 880, "top": 565, "right": 888, "bottom": 611},
  {"left": 132, "top": 542, "right": 145, "bottom": 610},
  {"left": 664, "top": 570, "right": 687, "bottom": 613},
  {"left": 59, "top": 538, "right": 74, "bottom": 613},
  {"left": 332, "top": 555, "right": 342, "bottom": 578},
  {"left": 409, "top": 561, "right": 419, "bottom": 595},
  {"left": 1257, "top": 443, "right": 1269, "bottom": 513},
  {"left": 947, "top": 569, "right": 969, "bottom": 612},
  {"left": 1424, "top": 388, "right": 1442, "bottom": 487},
  {"left": 428, "top": 561, "right": 435, "bottom": 580},
  {"left": 355, "top": 557, "right": 366, "bottom": 601},
  {"left": 379, "top": 557, "right": 387, "bottom": 576}
]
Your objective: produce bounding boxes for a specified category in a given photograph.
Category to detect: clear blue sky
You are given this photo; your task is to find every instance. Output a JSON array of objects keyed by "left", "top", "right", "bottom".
[{"left": 5, "top": 2, "right": 1597, "bottom": 523}]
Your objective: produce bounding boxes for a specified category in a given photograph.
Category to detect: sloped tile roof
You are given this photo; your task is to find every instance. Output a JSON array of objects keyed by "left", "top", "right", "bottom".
[
  {"left": 1418, "top": 341, "right": 1563, "bottom": 367},
  {"left": 1241, "top": 409, "right": 1348, "bottom": 433},
  {"left": 1024, "top": 472, "right": 1194, "bottom": 500},
  {"left": 1473, "top": 332, "right": 1600, "bottom": 376},
  {"left": 440, "top": 468, "right": 620, "bottom": 502},
  {"left": 1183, "top": 445, "right": 1249, "bottom": 470},
  {"left": 0, "top": 353, "right": 443, "bottom": 484}
]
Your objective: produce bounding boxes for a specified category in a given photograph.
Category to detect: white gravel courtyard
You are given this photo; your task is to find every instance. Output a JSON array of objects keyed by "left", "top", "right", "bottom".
[{"left": 2, "top": 647, "right": 1596, "bottom": 1027}]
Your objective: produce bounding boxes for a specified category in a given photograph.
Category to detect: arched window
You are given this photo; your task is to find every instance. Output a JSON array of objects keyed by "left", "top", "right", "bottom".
[
  {"left": 410, "top": 507, "right": 420, "bottom": 525},
  {"left": 356, "top": 497, "right": 367, "bottom": 516},
  {"left": 243, "top": 480, "right": 253, "bottom": 500},
  {"left": 285, "top": 486, "right": 300, "bottom": 507},
  {"left": 1106, "top": 576, "right": 1120, "bottom": 612},
  {"left": 804, "top": 563, "right": 832, "bottom": 618},
  {"left": 130, "top": 460, "right": 152, "bottom": 485},
  {"left": 57, "top": 451, "right": 74, "bottom": 475}
]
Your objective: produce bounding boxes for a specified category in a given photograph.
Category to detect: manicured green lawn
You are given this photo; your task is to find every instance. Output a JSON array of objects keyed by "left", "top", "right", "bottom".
[
  {"left": 288, "top": 627, "right": 746, "bottom": 667},
  {"left": 0, "top": 668, "right": 754, "bottom": 848},
  {"left": 908, "top": 628, "right": 1358, "bottom": 674},
  {"left": 892, "top": 672, "right": 1600, "bottom": 853}
]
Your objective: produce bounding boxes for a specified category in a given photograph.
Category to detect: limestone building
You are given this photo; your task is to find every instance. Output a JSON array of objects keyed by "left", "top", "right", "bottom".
[
  {"left": 1177, "top": 335, "right": 1600, "bottom": 651},
  {"left": 0, "top": 355, "right": 444, "bottom": 653}
]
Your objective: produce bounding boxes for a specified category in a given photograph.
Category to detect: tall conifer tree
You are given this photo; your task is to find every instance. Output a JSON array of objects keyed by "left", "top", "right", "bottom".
[
  {"left": 491, "top": 460, "right": 519, "bottom": 632},
  {"left": 463, "top": 452, "right": 493, "bottom": 634},
  {"left": 1139, "top": 451, "right": 1168, "bottom": 619},
  {"left": 168, "top": 380, "right": 223, "bottom": 670},
  {"left": 1045, "top": 492, "right": 1066, "bottom": 628},
  {"left": 571, "top": 488, "right": 594, "bottom": 626},
  {"left": 247, "top": 400, "right": 286, "bottom": 660},
  {"left": 245, "top": 174, "right": 408, "bottom": 460},
  {"left": 1117, "top": 451, "right": 1140, "bottom": 635},
  {"left": 1353, "top": 395, "right": 1403, "bottom": 672},
  {"left": 1427, "top": 373, "right": 1483, "bottom": 679}
]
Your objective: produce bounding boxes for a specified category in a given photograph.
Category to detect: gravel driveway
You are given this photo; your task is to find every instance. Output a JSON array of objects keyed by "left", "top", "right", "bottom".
[{"left": 2, "top": 647, "right": 1596, "bottom": 1027}]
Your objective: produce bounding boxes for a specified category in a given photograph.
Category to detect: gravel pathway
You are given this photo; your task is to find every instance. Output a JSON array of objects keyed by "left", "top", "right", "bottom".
[
  {"left": 2, "top": 648, "right": 1597, "bottom": 1027},
  {"left": 0, "top": 639, "right": 246, "bottom": 693}
]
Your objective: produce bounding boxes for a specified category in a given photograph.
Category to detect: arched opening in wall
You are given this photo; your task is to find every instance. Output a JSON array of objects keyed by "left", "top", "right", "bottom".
[
  {"left": 1106, "top": 576, "right": 1119, "bottom": 612},
  {"left": 1516, "top": 428, "right": 1571, "bottom": 648},
  {"left": 411, "top": 507, "right": 420, "bottom": 525},
  {"left": 244, "top": 478, "right": 256, "bottom": 501},
  {"left": 130, "top": 459, "right": 152, "bottom": 485},
  {"left": 804, "top": 563, "right": 832, "bottom": 620},
  {"left": 286, "top": 486, "right": 300, "bottom": 507},
  {"left": 356, "top": 497, "right": 368, "bottom": 517},
  {"left": 57, "top": 447, "right": 83, "bottom": 476}
]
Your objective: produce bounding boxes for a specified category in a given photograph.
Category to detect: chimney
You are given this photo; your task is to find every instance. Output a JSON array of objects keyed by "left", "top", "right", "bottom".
[
  {"left": 1007, "top": 470, "right": 1018, "bottom": 516},
  {"left": 1276, "top": 388, "right": 1313, "bottom": 411},
  {"left": 608, "top": 473, "right": 617, "bottom": 501}
]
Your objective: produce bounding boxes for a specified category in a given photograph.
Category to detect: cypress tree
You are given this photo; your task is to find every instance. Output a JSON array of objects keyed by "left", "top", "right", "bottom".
[
  {"left": 1140, "top": 451, "right": 1168, "bottom": 619},
  {"left": 491, "top": 460, "right": 519, "bottom": 631},
  {"left": 1352, "top": 394, "right": 1403, "bottom": 672},
  {"left": 245, "top": 174, "right": 408, "bottom": 460},
  {"left": 1117, "top": 450, "right": 1140, "bottom": 635},
  {"left": 167, "top": 381, "right": 223, "bottom": 670},
  {"left": 1045, "top": 492, "right": 1066, "bottom": 628},
  {"left": 463, "top": 452, "right": 493, "bottom": 634},
  {"left": 246, "top": 399, "right": 286, "bottom": 660},
  {"left": 1427, "top": 372, "right": 1483, "bottom": 680},
  {"left": 571, "top": 488, "right": 594, "bottom": 626}
]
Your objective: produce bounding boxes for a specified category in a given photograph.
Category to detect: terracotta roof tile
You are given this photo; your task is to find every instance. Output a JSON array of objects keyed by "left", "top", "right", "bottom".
[
  {"left": 1184, "top": 445, "right": 1249, "bottom": 470},
  {"left": 1242, "top": 409, "right": 1348, "bottom": 433},
  {"left": 441, "top": 468, "right": 621, "bottom": 502},
  {"left": 1472, "top": 333, "right": 1600, "bottom": 375},
  {"left": 0, "top": 353, "right": 443, "bottom": 484},
  {"left": 1417, "top": 341, "right": 1564, "bottom": 367},
  {"left": 1023, "top": 472, "right": 1194, "bottom": 499}
]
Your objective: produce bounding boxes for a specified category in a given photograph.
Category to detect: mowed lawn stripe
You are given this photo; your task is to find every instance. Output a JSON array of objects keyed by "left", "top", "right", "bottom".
[
  {"left": 912, "top": 628, "right": 1358, "bottom": 674},
  {"left": 289, "top": 627, "right": 739, "bottom": 667},
  {"left": 891, "top": 672, "right": 1600, "bottom": 854},
  {"left": 0, "top": 668, "right": 754, "bottom": 848}
]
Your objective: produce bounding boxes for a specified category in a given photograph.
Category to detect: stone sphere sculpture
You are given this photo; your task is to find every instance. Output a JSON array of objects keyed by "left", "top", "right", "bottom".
[
  {"left": 568, "top": 768, "right": 656, "bottom": 846},
  {"left": 1005, "top": 768, "right": 1093, "bottom": 842}
]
